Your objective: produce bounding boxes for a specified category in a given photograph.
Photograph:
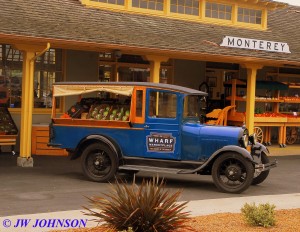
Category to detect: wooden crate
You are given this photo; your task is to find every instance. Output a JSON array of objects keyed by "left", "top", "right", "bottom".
[{"left": 31, "top": 125, "right": 68, "bottom": 156}]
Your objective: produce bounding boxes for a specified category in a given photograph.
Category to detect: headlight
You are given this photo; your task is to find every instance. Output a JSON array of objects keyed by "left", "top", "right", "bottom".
[
  {"left": 249, "top": 133, "right": 257, "bottom": 145},
  {"left": 240, "top": 129, "right": 249, "bottom": 148}
]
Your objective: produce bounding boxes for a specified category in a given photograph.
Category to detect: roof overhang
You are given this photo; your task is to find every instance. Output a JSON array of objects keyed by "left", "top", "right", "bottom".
[{"left": 1, "top": 32, "right": 300, "bottom": 68}]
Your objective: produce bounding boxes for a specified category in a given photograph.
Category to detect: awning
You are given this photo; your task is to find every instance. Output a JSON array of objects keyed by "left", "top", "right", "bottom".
[
  {"left": 224, "top": 79, "right": 288, "bottom": 90},
  {"left": 256, "top": 81, "right": 288, "bottom": 90},
  {"left": 53, "top": 84, "right": 134, "bottom": 97}
]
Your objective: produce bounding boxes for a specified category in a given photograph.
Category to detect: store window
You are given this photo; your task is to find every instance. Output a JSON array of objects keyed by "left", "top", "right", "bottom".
[
  {"left": 205, "top": 2, "right": 232, "bottom": 20},
  {"left": 90, "top": 0, "right": 125, "bottom": 5},
  {"left": 0, "top": 44, "right": 63, "bottom": 109},
  {"left": 170, "top": 0, "right": 199, "bottom": 16},
  {"left": 132, "top": 0, "right": 164, "bottom": 11},
  {"left": 118, "top": 67, "right": 149, "bottom": 82},
  {"left": 98, "top": 53, "right": 173, "bottom": 83},
  {"left": 238, "top": 7, "right": 262, "bottom": 24}
]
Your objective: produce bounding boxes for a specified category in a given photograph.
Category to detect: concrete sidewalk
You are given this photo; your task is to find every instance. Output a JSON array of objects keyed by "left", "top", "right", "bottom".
[{"left": 1, "top": 193, "right": 299, "bottom": 232}]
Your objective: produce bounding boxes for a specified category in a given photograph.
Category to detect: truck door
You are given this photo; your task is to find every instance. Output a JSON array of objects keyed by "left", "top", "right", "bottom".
[{"left": 143, "top": 89, "right": 181, "bottom": 160}]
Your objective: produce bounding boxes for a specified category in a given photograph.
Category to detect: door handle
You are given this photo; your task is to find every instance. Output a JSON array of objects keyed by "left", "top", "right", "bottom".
[{"left": 144, "top": 125, "right": 149, "bottom": 128}]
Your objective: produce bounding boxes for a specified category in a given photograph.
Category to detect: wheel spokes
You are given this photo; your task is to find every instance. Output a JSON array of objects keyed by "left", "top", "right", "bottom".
[
  {"left": 218, "top": 159, "right": 247, "bottom": 187},
  {"left": 86, "top": 150, "right": 111, "bottom": 177}
]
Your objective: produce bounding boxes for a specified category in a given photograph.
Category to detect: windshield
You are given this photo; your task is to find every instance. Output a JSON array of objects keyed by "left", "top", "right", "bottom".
[{"left": 183, "top": 95, "right": 206, "bottom": 122}]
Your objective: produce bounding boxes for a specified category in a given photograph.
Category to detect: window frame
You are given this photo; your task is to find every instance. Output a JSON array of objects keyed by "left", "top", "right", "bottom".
[
  {"left": 81, "top": 0, "right": 267, "bottom": 29},
  {"left": 205, "top": 1, "right": 232, "bottom": 21},
  {"left": 0, "top": 44, "right": 64, "bottom": 114}
]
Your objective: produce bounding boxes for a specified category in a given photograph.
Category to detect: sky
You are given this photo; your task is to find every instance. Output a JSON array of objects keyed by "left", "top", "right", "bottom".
[{"left": 274, "top": 0, "right": 300, "bottom": 6}]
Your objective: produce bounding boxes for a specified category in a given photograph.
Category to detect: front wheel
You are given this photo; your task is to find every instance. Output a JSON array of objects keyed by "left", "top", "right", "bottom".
[
  {"left": 81, "top": 143, "right": 118, "bottom": 182},
  {"left": 252, "top": 152, "right": 270, "bottom": 185},
  {"left": 212, "top": 153, "right": 254, "bottom": 193}
]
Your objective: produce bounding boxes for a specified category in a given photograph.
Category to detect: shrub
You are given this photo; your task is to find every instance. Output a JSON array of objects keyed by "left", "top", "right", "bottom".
[
  {"left": 84, "top": 176, "right": 191, "bottom": 232},
  {"left": 241, "top": 202, "right": 276, "bottom": 228}
]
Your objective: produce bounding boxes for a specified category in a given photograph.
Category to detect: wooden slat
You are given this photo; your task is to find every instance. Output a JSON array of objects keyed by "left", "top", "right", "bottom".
[
  {"left": 33, "top": 149, "right": 68, "bottom": 156},
  {"left": 36, "top": 137, "right": 50, "bottom": 143},
  {"left": 36, "top": 142, "right": 62, "bottom": 150},
  {"left": 32, "top": 125, "right": 67, "bottom": 156},
  {"left": 34, "top": 131, "right": 49, "bottom": 137}
]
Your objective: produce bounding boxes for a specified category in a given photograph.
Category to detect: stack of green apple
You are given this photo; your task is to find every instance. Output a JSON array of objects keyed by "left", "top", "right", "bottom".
[
  {"left": 101, "top": 106, "right": 111, "bottom": 120},
  {"left": 111, "top": 107, "right": 130, "bottom": 121},
  {"left": 122, "top": 110, "right": 130, "bottom": 121},
  {"left": 90, "top": 105, "right": 109, "bottom": 120}
]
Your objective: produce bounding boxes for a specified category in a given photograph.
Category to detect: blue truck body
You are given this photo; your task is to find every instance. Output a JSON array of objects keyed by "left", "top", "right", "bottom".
[{"left": 49, "top": 82, "right": 277, "bottom": 193}]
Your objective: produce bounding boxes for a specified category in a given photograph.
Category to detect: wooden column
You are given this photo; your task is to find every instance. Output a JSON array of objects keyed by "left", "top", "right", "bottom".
[
  {"left": 243, "top": 64, "right": 263, "bottom": 134},
  {"left": 145, "top": 55, "right": 169, "bottom": 83},
  {"left": 13, "top": 43, "right": 50, "bottom": 167}
]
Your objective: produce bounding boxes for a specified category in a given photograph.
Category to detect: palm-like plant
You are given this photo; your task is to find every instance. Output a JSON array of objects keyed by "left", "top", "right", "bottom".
[{"left": 84, "top": 176, "right": 191, "bottom": 232}]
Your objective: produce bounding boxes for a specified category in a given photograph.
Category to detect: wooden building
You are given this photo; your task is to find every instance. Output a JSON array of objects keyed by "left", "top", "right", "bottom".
[{"left": 0, "top": 0, "right": 300, "bottom": 166}]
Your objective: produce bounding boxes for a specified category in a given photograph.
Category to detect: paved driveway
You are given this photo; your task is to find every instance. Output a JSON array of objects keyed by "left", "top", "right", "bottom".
[{"left": 0, "top": 145, "right": 299, "bottom": 217}]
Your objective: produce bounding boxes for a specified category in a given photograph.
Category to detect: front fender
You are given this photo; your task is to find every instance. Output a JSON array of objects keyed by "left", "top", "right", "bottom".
[
  {"left": 179, "top": 145, "right": 253, "bottom": 174},
  {"left": 202, "top": 145, "right": 254, "bottom": 168},
  {"left": 251, "top": 142, "right": 269, "bottom": 164}
]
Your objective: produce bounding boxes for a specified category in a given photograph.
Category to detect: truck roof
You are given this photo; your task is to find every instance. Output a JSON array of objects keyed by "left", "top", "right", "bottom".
[{"left": 54, "top": 82, "right": 207, "bottom": 96}]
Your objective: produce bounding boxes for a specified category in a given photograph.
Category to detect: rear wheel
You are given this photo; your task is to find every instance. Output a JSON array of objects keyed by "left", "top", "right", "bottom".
[
  {"left": 212, "top": 153, "right": 254, "bottom": 193},
  {"left": 81, "top": 143, "right": 118, "bottom": 182},
  {"left": 252, "top": 152, "right": 270, "bottom": 185}
]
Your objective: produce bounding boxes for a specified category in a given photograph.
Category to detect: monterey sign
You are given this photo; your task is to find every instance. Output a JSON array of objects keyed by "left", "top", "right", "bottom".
[{"left": 220, "top": 36, "right": 291, "bottom": 53}]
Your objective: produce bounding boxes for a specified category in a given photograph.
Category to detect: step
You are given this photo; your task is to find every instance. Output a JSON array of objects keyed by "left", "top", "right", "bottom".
[{"left": 119, "top": 165, "right": 194, "bottom": 174}]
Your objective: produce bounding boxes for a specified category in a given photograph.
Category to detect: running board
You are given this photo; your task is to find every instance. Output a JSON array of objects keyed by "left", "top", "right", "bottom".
[{"left": 118, "top": 165, "right": 195, "bottom": 174}]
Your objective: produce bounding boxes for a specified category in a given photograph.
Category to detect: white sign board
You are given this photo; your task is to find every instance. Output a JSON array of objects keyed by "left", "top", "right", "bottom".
[{"left": 220, "top": 36, "right": 291, "bottom": 53}]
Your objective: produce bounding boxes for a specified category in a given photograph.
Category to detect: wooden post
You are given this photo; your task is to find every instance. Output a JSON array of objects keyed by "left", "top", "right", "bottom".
[
  {"left": 13, "top": 44, "right": 50, "bottom": 167},
  {"left": 145, "top": 55, "right": 169, "bottom": 83},
  {"left": 242, "top": 64, "right": 263, "bottom": 134}
]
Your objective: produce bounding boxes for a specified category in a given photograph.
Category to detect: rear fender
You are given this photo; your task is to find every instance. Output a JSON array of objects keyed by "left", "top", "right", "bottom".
[{"left": 70, "top": 134, "right": 120, "bottom": 160}]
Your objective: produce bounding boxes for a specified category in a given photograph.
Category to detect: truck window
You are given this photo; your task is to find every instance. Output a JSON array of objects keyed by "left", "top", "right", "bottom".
[
  {"left": 136, "top": 90, "right": 143, "bottom": 117},
  {"left": 183, "top": 95, "right": 202, "bottom": 120},
  {"left": 149, "top": 91, "right": 177, "bottom": 118}
]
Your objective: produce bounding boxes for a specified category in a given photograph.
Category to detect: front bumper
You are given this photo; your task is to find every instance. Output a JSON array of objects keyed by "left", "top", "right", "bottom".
[{"left": 255, "top": 159, "right": 278, "bottom": 172}]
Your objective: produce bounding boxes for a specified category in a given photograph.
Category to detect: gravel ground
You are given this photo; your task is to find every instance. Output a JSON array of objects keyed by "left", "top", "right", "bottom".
[{"left": 52, "top": 208, "right": 300, "bottom": 232}]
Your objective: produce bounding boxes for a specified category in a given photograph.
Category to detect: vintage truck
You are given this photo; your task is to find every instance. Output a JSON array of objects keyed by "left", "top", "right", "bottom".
[{"left": 48, "top": 82, "right": 277, "bottom": 193}]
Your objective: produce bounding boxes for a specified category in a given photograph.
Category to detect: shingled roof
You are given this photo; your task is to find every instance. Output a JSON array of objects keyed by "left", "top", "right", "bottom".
[{"left": 0, "top": 0, "right": 300, "bottom": 66}]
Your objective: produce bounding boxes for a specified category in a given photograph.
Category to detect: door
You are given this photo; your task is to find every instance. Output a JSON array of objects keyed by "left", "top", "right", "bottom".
[{"left": 144, "top": 89, "right": 181, "bottom": 160}]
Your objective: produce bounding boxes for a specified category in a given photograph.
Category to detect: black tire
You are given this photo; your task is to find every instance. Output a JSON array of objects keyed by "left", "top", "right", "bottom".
[
  {"left": 81, "top": 143, "right": 118, "bottom": 182},
  {"left": 252, "top": 152, "right": 270, "bottom": 185},
  {"left": 212, "top": 152, "right": 254, "bottom": 193}
]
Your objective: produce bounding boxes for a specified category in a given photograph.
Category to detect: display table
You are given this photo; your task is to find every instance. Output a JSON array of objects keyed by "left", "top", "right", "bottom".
[
  {"left": 0, "top": 107, "right": 18, "bottom": 154},
  {"left": 227, "top": 112, "right": 296, "bottom": 146},
  {"left": 32, "top": 124, "right": 67, "bottom": 156}
]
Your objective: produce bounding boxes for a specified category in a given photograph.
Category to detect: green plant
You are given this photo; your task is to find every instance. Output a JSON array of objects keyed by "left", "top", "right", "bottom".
[
  {"left": 84, "top": 176, "right": 191, "bottom": 232},
  {"left": 118, "top": 227, "right": 134, "bottom": 232},
  {"left": 241, "top": 202, "right": 276, "bottom": 228}
]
